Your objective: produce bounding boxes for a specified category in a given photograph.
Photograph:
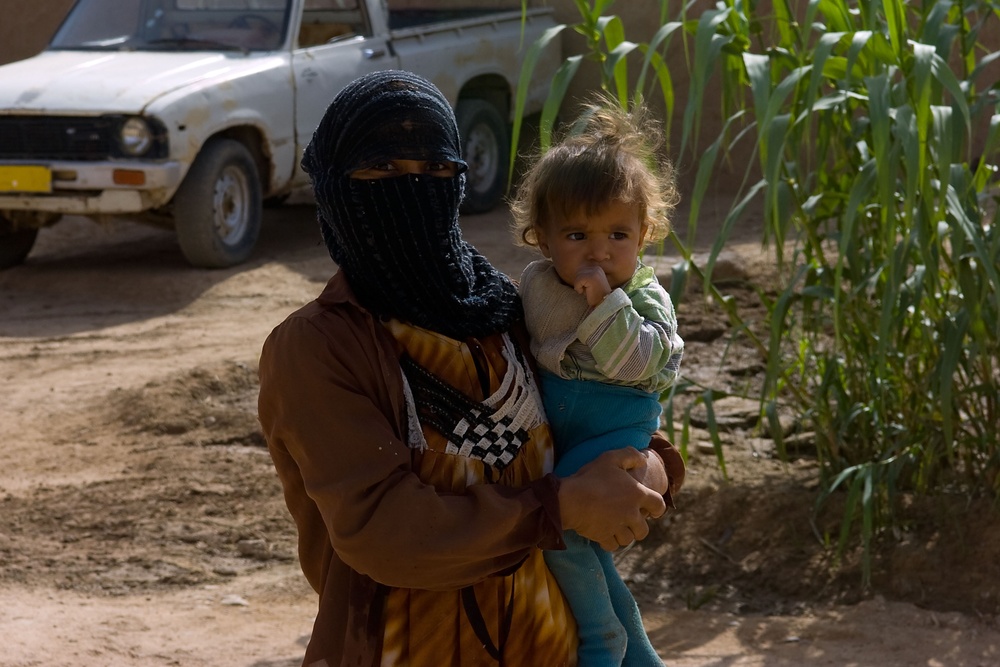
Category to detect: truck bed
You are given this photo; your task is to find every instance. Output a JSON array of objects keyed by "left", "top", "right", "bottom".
[{"left": 388, "top": 7, "right": 522, "bottom": 31}]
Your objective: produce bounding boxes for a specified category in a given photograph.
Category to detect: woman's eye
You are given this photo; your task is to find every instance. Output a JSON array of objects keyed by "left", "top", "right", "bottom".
[
  {"left": 426, "top": 161, "right": 457, "bottom": 174},
  {"left": 373, "top": 162, "right": 396, "bottom": 172}
]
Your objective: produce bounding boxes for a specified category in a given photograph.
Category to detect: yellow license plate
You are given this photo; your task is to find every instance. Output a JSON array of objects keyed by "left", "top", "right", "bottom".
[{"left": 0, "top": 166, "right": 52, "bottom": 193}]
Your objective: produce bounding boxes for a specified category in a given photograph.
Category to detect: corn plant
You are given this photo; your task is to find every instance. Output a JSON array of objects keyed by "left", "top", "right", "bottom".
[
  {"left": 516, "top": 0, "right": 1000, "bottom": 584},
  {"left": 696, "top": 0, "right": 1000, "bottom": 584},
  {"left": 513, "top": 0, "right": 763, "bottom": 473}
]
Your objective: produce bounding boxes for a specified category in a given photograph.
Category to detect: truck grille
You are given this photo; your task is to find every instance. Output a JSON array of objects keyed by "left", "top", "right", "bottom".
[{"left": 0, "top": 116, "right": 118, "bottom": 160}]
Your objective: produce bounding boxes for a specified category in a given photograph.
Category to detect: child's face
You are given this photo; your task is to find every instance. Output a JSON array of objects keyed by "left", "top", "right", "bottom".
[{"left": 536, "top": 199, "right": 648, "bottom": 291}]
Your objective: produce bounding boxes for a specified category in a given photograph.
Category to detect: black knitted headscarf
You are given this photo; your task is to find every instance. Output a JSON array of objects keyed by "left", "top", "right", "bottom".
[{"left": 301, "top": 70, "right": 521, "bottom": 340}]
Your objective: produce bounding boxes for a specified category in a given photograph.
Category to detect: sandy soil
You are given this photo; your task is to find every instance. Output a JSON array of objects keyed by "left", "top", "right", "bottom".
[{"left": 1, "top": 202, "right": 998, "bottom": 666}]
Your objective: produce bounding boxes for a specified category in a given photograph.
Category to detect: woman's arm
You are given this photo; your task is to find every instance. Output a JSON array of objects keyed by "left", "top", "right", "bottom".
[{"left": 260, "top": 316, "right": 562, "bottom": 591}]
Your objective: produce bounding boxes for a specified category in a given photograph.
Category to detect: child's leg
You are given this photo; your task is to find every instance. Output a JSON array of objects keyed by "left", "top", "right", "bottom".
[
  {"left": 544, "top": 530, "right": 627, "bottom": 667},
  {"left": 596, "top": 548, "right": 664, "bottom": 666}
]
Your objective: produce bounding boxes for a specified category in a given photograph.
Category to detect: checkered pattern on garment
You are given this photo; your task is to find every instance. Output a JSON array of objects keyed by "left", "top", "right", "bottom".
[
  {"left": 400, "top": 334, "right": 544, "bottom": 471},
  {"left": 451, "top": 411, "right": 527, "bottom": 469}
]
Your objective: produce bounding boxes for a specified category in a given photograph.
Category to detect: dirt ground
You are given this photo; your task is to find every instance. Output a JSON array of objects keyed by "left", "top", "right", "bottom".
[{"left": 1, "top": 200, "right": 999, "bottom": 667}]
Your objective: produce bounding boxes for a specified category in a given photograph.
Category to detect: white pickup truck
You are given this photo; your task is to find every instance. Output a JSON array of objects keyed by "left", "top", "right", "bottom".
[{"left": 0, "top": 0, "right": 560, "bottom": 268}]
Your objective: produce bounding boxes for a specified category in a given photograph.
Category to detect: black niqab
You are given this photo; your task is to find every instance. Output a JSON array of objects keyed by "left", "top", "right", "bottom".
[{"left": 301, "top": 70, "right": 521, "bottom": 340}]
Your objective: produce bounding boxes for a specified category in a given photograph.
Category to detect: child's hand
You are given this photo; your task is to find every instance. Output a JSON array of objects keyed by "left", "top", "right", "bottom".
[{"left": 574, "top": 265, "right": 612, "bottom": 307}]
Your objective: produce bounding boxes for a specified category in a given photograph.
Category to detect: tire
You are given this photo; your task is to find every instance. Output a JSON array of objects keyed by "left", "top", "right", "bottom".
[
  {"left": 174, "top": 138, "right": 262, "bottom": 268},
  {"left": 0, "top": 214, "right": 39, "bottom": 270},
  {"left": 456, "top": 99, "right": 509, "bottom": 214}
]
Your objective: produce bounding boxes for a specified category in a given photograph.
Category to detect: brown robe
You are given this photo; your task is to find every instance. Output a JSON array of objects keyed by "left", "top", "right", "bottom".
[{"left": 259, "top": 272, "right": 576, "bottom": 667}]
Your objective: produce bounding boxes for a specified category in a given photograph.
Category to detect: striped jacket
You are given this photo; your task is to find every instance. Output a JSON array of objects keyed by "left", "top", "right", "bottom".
[{"left": 520, "top": 258, "right": 684, "bottom": 396}]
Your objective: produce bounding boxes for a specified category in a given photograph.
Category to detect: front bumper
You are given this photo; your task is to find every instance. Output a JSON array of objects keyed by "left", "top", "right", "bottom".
[{"left": 0, "top": 159, "right": 183, "bottom": 214}]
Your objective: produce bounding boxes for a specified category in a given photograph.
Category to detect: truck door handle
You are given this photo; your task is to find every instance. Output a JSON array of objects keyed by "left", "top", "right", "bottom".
[{"left": 362, "top": 48, "right": 386, "bottom": 59}]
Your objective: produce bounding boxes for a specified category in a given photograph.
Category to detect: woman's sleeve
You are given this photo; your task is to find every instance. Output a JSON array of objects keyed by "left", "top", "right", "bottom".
[{"left": 258, "top": 315, "right": 564, "bottom": 593}]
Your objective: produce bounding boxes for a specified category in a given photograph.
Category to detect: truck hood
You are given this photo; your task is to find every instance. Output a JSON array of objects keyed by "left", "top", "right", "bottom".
[{"left": 0, "top": 51, "right": 282, "bottom": 114}]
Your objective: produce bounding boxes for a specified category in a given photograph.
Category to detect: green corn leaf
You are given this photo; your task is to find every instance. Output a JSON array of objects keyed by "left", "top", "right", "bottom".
[
  {"left": 605, "top": 40, "right": 640, "bottom": 105},
  {"left": 773, "top": 0, "right": 797, "bottom": 47},
  {"left": 818, "top": 0, "right": 854, "bottom": 33},
  {"left": 539, "top": 55, "right": 584, "bottom": 151},
  {"left": 702, "top": 390, "right": 729, "bottom": 480},
  {"left": 806, "top": 32, "right": 847, "bottom": 109},
  {"left": 765, "top": 265, "right": 808, "bottom": 397},
  {"left": 938, "top": 309, "right": 968, "bottom": 448},
  {"left": 946, "top": 185, "right": 1000, "bottom": 330},
  {"left": 636, "top": 20, "right": 683, "bottom": 133},
  {"left": 971, "top": 48, "right": 1000, "bottom": 82},
  {"left": 668, "top": 255, "right": 689, "bottom": 313},
  {"left": 846, "top": 30, "right": 873, "bottom": 79},
  {"left": 895, "top": 105, "right": 919, "bottom": 222},
  {"left": 836, "top": 471, "right": 863, "bottom": 557},
  {"left": 637, "top": 21, "right": 683, "bottom": 93},
  {"left": 594, "top": 0, "right": 616, "bottom": 18},
  {"left": 636, "top": 45, "right": 675, "bottom": 139},
  {"left": 923, "top": 0, "right": 953, "bottom": 55},
  {"left": 912, "top": 42, "right": 936, "bottom": 179},
  {"left": 930, "top": 51, "right": 972, "bottom": 137},
  {"left": 881, "top": 0, "right": 905, "bottom": 59},
  {"left": 743, "top": 52, "right": 771, "bottom": 141},
  {"left": 932, "top": 105, "right": 955, "bottom": 219},
  {"left": 861, "top": 467, "right": 874, "bottom": 585},
  {"left": 764, "top": 399, "right": 787, "bottom": 461},
  {"left": 686, "top": 110, "right": 748, "bottom": 248},
  {"left": 509, "top": 23, "right": 567, "bottom": 184},
  {"left": 597, "top": 14, "right": 625, "bottom": 49},
  {"left": 704, "top": 180, "right": 768, "bottom": 293},
  {"left": 681, "top": 6, "right": 734, "bottom": 156},
  {"left": 834, "top": 159, "right": 877, "bottom": 343}
]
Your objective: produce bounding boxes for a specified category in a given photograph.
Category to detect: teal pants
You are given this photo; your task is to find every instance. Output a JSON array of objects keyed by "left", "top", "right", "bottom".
[{"left": 540, "top": 370, "right": 664, "bottom": 667}]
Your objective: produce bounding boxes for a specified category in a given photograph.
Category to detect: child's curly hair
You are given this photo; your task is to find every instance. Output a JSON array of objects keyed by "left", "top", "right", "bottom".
[{"left": 510, "top": 96, "right": 679, "bottom": 249}]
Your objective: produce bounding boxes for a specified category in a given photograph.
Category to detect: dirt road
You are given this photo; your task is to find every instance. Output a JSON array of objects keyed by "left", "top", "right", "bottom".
[{"left": 1, "top": 205, "right": 997, "bottom": 666}]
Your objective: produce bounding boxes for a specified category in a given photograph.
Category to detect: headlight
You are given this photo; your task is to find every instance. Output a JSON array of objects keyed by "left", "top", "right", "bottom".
[{"left": 120, "top": 117, "right": 152, "bottom": 156}]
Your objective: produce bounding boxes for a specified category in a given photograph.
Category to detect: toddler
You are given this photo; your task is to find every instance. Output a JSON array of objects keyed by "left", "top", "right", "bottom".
[{"left": 510, "top": 99, "right": 684, "bottom": 666}]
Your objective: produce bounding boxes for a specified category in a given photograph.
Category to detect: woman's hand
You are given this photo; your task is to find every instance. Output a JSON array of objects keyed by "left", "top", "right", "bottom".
[{"left": 557, "top": 447, "right": 667, "bottom": 551}]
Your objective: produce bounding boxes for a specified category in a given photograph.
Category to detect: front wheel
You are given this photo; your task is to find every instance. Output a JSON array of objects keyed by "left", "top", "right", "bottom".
[
  {"left": 456, "top": 99, "right": 509, "bottom": 214},
  {"left": 174, "top": 138, "right": 262, "bottom": 268},
  {"left": 0, "top": 214, "right": 39, "bottom": 270}
]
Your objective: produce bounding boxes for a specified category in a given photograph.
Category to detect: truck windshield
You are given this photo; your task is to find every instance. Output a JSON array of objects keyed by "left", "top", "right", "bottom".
[{"left": 49, "top": 0, "right": 292, "bottom": 52}]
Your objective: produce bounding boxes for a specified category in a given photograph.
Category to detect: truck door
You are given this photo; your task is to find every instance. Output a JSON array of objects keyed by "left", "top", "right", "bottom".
[{"left": 291, "top": 0, "right": 398, "bottom": 185}]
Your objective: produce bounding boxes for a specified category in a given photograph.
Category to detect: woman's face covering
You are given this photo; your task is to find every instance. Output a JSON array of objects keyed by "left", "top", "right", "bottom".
[{"left": 350, "top": 159, "right": 461, "bottom": 180}]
